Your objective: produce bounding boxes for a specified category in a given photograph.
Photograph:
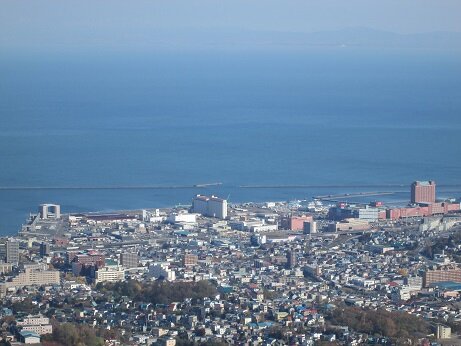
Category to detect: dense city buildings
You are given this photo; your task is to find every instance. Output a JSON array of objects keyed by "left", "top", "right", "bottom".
[{"left": 0, "top": 183, "right": 460, "bottom": 344}]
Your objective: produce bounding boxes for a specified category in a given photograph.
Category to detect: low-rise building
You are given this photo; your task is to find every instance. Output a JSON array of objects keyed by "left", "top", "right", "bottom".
[
  {"left": 94, "top": 266, "right": 125, "bottom": 284},
  {"left": 4, "top": 267, "right": 60, "bottom": 289},
  {"left": 17, "top": 315, "right": 53, "bottom": 335}
]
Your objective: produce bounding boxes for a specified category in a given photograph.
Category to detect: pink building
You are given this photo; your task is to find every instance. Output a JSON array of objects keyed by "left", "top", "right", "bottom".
[
  {"left": 411, "top": 180, "right": 436, "bottom": 204},
  {"left": 281, "top": 215, "right": 313, "bottom": 230},
  {"left": 447, "top": 203, "right": 461, "bottom": 212},
  {"left": 386, "top": 202, "right": 460, "bottom": 220}
]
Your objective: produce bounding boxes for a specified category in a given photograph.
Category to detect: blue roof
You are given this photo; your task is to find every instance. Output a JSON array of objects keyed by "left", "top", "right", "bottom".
[
  {"left": 105, "top": 259, "right": 118, "bottom": 266},
  {"left": 218, "top": 286, "right": 233, "bottom": 294},
  {"left": 20, "top": 331, "right": 40, "bottom": 338},
  {"left": 248, "top": 322, "right": 274, "bottom": 328},
  {"left": 173, "top": 231, "right": 191, "bottom": 236},
  {"left": 430, "top": 281, "right": 461, "bottom": 290},
  {"left": 1, "top": 308, "right": 12, "bottom": 316}
]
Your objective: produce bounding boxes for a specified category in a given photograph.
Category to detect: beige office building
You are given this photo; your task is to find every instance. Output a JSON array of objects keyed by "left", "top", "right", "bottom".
[
  {"left": 94, "top": 266, "right": 125, "bottom": 284},
  {"left": 5, "top": 267, "right": 60, "bottom": 289}
]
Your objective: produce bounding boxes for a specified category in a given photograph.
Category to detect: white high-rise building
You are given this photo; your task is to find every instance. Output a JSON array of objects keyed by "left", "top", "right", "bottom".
[
  {"left": 149, "top": 263, "right": 176, "bottom": 281},
  {"left": 192, "top": 195, "right": 227, "bottom": 219},
  {"left": 39, "top": 204, "right": 61, "bottom": 219}
]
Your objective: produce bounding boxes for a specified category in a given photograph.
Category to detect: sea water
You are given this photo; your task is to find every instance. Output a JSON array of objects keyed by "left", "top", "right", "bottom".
[{"left": 1, "top": 48, "right": 460, "bottom": 234}]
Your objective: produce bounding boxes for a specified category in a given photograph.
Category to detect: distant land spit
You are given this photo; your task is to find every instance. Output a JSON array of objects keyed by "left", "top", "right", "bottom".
[{"left": 1, "top": 183, "right": 460, "bottom": 190}]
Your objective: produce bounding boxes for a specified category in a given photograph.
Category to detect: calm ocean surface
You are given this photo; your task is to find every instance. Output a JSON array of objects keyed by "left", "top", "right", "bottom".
[{"left": 1, "top": 48, "right": 461, "bottom": 235}]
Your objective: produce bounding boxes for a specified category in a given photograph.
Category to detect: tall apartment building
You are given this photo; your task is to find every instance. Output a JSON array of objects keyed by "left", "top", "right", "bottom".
[
  {"left": 0, "top": 239, "right": 19, "bottom": 265},
  {"left": 423, "top": 267, "right": 461, "bottom": 287},
  {"left": 303, "top": 221, "right": 317, "bottom": 234},
  {"left": 121, "top": 252, "right": 139, "bottom": 269},
  {"left": 39, "top": 242, "right": 50, "bottom": 257},
  {"left": 286, "top": 250, "right": 297, "bottom": 269},
  {"left": 411, "top": 180, "right": 436, "bottom": 204},
  {"left": 8, "top": 240, "right": 19, "bottom": 264},
  {"left": 192, "top": 195, "right": 227, "bottom": 219}
]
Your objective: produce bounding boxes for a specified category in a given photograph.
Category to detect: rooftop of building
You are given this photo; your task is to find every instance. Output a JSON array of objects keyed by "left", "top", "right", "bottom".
[
  {"left": 194, "top": 194, "right": 226, "bottom": 202},
  {"left": 19, "top": 331, "right": 41, "bottom": 338},
  {"left": 414, "top": 180, "right": 435, "bottom": 186},
  {"left": 429, "top": 281, "right": 461, "bottom": 291}
]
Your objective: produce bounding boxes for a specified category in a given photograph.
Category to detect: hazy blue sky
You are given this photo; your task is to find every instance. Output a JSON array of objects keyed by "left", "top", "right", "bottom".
[{"left": 1, "top": 0, "right": 461, "bottom": 51}]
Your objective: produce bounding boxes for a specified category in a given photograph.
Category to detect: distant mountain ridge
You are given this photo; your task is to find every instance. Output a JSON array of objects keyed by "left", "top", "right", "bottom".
[
  {"left": 3, "top": 26, "right": 461, "bottom": 51},
  {"left": 152, "top": 27, "right": 461, "bottom": 49},
  {"left": 293, "top": 27, "right": 461, "bottom": 48}
]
